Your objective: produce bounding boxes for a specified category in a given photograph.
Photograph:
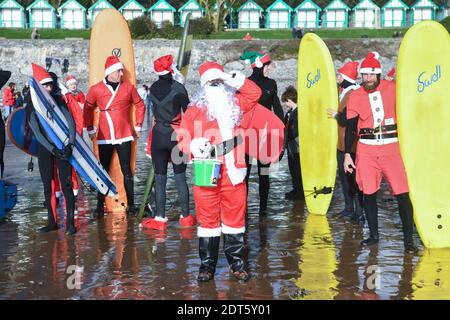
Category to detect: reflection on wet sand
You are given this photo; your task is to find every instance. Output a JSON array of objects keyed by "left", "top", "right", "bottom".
[
  {"left": 412, "top": 249, "right": 450, "bottom": 300},
  {"left": 1, "top": 120, "right": 447, "bottom": 300},
  {"left": 294, "top": 214, "right": 338, "bottom": 299}
]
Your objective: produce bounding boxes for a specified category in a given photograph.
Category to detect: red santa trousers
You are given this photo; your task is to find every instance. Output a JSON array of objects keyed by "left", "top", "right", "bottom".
[
  {"left": 194, "top": 168, "right": 246, "bottom": 237},
  {"left": 355, "top": 143, "right": 409, "bottom": 195}
]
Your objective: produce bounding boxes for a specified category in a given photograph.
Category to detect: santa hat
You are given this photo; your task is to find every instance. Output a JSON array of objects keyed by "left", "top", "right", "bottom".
[
  {"left": 240, "top": 51, "right": 271, "bottom": 69},
  {"left": 387, "top": 67, "right": 395, "bottom": 78},
  {"left": 104, "top": 55, "right": 123, "bottom": 76},
  {"left": 338, "top": 61, "right": 359, "bottom": 83},
  {"left": 360, "top": 52, "right": 382, "bottom": 74},
  {"left": 154, "top": 55, "right": 173, "bottom": 76},
  {"left": 65, "top": 74, "right": 77, "bottom": 85},
  {"left": 199, "top": 61, "right": 224, "bottom": 87},
  {"left": 32, "top": 63, "right": 52, "bottom": 84}
]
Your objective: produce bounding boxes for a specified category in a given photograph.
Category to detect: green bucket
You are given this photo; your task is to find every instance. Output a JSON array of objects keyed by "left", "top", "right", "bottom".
[{"left": 193, "top": 158, "right": 222, "bottom": 187}]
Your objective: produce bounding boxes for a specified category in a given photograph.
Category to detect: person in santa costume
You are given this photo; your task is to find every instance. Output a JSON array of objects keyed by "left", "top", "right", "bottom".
[
  {"left": 140, "top": 54, "right": 196, "bottom": 231},
  {"left": 239, "top": 51, "right": 284, "bottom": 215},
  {"left": 25, "top": 63, "right": 77, "bottom": 235},
  {"left": 65, "top": 74, "right": 85, "bottom": 106},
  {"left": 327, "top": 61, "right": 364, "bottom": 223},
  {"left": 0, "top": 70, "right": 12, "bottom": 179},
  {"left": 343, "top": 52, "right": 418, "bottom": 253},
  {"left": 53, "top": 74, "right": 85, "bottom": 203},
  {"left": 177, "top": 61, "right": 266, "bottom": 282},
  {"left": 385, "top": 67, "right": 395, "bottom": 81},
  {"left": 84, "top": 55, "right": 146, "bottom": 217}
]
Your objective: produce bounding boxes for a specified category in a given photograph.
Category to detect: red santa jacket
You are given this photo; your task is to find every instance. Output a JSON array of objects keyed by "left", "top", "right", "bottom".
[
  {"left": 84, "top": 79, "right": 145, "bottom": 145},
  {"left": 347, "top": 80, "right": 400, "bottom": 156},
  {"left": 177, "top": 79, "right": 262, "bottom": 184},
  {"left": 64, "top": 93, "right": 84, "bottom": 135},
  {"left": 71, "top": 91, "right": 85, "bottom": 105},
  {"left": 2, "top": 86, "right": 15, "bottom": 106}
]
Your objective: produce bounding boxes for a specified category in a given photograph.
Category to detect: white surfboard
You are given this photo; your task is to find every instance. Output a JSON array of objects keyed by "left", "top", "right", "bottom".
[{"left": 29, "top": 77, "right": 117, "bottom": 196}]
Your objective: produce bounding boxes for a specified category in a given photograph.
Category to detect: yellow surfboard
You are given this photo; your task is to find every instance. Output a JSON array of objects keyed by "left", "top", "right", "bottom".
[
  {"left": 298, "top": 33, "right": 338, "bottom": 215},
  {"left": 294, "top": 214, "right": 338, "bottom": 299},
  {"left": 397, "top": 21, "right": 450, "bottom": 248},
  {"left": 412, "top": 248, "right": 450, "bottom": 299},
  {"left": 89, "top": 9, "right": 137, "bottom": 212}
]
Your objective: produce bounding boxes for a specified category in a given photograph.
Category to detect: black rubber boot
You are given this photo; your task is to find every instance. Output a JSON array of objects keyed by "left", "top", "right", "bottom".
[
  {"left": 39, "top": 190, "right": 58, "bottom": 233},
  {"left": 361, "top": 192, "right": 379, "bottom": 246},
  {"left": 223, "top": 233, "right": 249, "bottom": 282},
  {"left": 351, "top": 192, "right": 365, "bottom": 225},
  {"left": 258, "top": 163, "right": 270, "bottom": 215},
  {"left": 65, "top": 208, "right": 76, "bottom": 236},
  {"left": 155, "top": 174, "right": 167, "bottom": 219},
  {"left": 397, "top": 193, "right": 418, "bottom": 254},
  {"left": 198, "top": 237, "right": 220, "bottom": 282},
  {"left": 174, "top": 172, "right": 189, "bottom": 218},
  {"left": 124, "top": 174, "right": 137, "bottom": 215}
]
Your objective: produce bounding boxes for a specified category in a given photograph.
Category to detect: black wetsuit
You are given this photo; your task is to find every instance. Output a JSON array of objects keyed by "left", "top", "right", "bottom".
[
  {"left": 245, "top": 66, "right": 284, "bottom": 214},
  {"left": 149, "top": 73, "right": 190, "bottom": 218},
  {"left": 25, "top": 85, "right": 77, "bottom": 234},
  {"left": 337, "top": 81, "right": 364, "bottom": 221},
  {"left": 284, "top": 107, "right": 303, "bottom": 198}
]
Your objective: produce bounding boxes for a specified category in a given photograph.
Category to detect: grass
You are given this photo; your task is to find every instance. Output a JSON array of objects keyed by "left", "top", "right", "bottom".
[
  {"left": 206, "top": 27, "right": 408, "bottom": 39},
  {"left": 1, "top": 27, "right": 408, "bottom": 40},
  {"left": 0, "top": 28, "right": 91, "bottom": 39}
]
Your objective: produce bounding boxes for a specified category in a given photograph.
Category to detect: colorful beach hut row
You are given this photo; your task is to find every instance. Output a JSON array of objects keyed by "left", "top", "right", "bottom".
[
  {"left": 0, "top": 0, "right": 204, "bottom": 29},
  {"left": 237, "top": 0, "right": 447, "bottom": 29},
  {"left": 0, "top": 0, "right": 448, "bottom": 29}
]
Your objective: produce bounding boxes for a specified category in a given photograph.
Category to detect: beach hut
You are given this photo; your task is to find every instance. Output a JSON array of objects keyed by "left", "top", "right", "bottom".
[
  {"left": 436, "top": 2, "right": 450, "bottom": 21},
  {"left": 322, "top": 0, "right": 350, "bottom": 28},
  {"left": 381, "top": 0, "right": 408, "bottom": 27},
  {"left": 410, "top": 0, "right": 438, "bottom": 24},
  {"left": 352, "top": 0, "right": 380, "bottom": 28},
  {"left": 0, "top": 0, "right": 25, "bottom": 28},
  {"left": 119, "top": 0, "right": 146, "bottom": 21},
  {"left": 149, "top": 0, "right": 176, "bottom": 27},
  {"left": 266, "top": 0, "right": 293, "bottom": 29},
  {"left": 294, "top": 0, "right": 321, "bottom": 29},
  {"left": 58, "top": 0, "right": 86, "bottom": 29},
  {"left": 27, "top": 0, "right": 56, "bottom": 28},
  {"left": 237, "top": 0, "right": 263, "bottom": 29},
  {"left": 88, "top": 0, "right": 114, "bottom": 27},
  {"left": 178, "top": 0, "right": 204, "bottom": 27}
]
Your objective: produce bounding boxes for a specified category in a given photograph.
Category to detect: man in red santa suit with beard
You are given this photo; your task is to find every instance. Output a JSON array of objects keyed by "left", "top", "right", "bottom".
[
  {"left": 177, "top": 61, "right": 282, "bottom": 282},
  {"left": 343, "top": 52, "right": 418, "bottom": 253}
]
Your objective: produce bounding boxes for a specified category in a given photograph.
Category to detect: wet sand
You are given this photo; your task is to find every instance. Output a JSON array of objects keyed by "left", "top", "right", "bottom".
[{"left": 1, "top": 113, "right": 449, "bottom": 300}]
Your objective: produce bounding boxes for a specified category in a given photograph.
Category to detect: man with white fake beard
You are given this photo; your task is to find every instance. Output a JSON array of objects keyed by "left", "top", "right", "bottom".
[{"left": 177, "top": 61, "right": 264, "bottom": 282}]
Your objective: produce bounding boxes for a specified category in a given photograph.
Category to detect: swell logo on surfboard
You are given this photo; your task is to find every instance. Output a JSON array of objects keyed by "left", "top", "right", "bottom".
[
  {"left": 306, "top": 69, "right": 321, "bottom": 88},
  {"left": 112, "top": 48, "right": 122, "bottom": 57},
  {"left": 417, "top": 65, "right": 441, "bottom": 93}
]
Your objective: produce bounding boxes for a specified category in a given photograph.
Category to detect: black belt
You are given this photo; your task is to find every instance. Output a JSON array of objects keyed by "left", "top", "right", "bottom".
[
  {"left": 212, "top": 135, "right": 243, "bottom": 157},
  {"left": 359, "top": 124, "right": 397, "bottom": 135},
  {"left": 155, "top": 120, "right": 177, "bottom": 127},
  {"left": 360, "top": 132, "right": 398, "bottom": 140}
]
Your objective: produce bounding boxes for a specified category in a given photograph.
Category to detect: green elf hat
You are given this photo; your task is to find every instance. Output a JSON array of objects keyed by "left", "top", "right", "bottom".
[{"left": 240, "top": 51, "right": 271, "bottom": 69}]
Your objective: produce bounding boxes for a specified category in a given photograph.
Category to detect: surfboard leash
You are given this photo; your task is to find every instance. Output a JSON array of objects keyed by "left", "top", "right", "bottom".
[{"left": 304, "top": 186, "right": 333, "bottom": 199}]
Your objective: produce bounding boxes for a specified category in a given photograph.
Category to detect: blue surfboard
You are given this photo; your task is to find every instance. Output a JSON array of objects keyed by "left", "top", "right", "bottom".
[
  {"left": 7, "top": 107, "right": 39, "bottom": 157},
  {"left": 29, "top": 77, "right": 117, "bottom": 196}
]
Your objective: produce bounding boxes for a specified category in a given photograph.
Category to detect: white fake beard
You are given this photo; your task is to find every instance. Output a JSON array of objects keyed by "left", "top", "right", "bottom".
[{"left": 192, "top": 84, "right": 242, "bottom": 129}]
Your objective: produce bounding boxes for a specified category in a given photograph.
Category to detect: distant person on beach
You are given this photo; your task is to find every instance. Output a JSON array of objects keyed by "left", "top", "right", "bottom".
[
  {"left": 31, "top": 28, "right": 39, "bottom": 40},
  {"left": 0, "top": 70, "right": 12, "bottom": 178}
]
